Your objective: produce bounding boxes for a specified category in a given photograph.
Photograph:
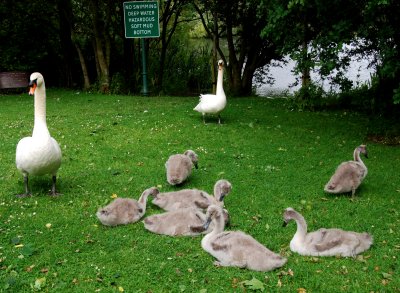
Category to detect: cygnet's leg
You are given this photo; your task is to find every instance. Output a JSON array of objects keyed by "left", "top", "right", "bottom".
[
  {"left": 218, "top": 114, "right": 221, "bottom": 124},
  {"left": 49, "top": 175, "right": 61, "bottom": 196},
  {"left": 202, "top": 113, "right": 206, "bottom": 124},
  {"left": 351, "top": 186, "right": 356, "bottom": 199},
  {"left": 16, "top": 175, "right": 31, "bottom": 198}
]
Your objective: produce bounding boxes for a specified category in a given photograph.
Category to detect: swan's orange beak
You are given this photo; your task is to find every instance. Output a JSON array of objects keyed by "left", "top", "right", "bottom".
[{"left": 29, "top": 83, "right": 37, "bottom": 96}]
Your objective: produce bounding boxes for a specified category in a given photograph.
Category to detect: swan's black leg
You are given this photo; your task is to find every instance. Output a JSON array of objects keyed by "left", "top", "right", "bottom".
[
  {"left": 49, "top": 175, "right": 61, "bottom": 196},
  {"left": 16, "top": 175, "right": 31, "bottom": 197}
]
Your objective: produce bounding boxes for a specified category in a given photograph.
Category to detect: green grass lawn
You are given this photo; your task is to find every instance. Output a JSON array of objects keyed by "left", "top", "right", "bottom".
[{"left": 0, "top": 89, "right": 399, "bottom": 292}]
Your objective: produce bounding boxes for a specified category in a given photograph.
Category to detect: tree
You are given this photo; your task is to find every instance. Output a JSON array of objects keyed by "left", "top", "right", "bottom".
[
  {"left": 355, "top": 0, "right": 400, "bottom": 111},
  {"left": 263, "top": 0, "right": 362, "bottom": 89},
  {"left": 194, "top": 0, "right": 283, "bottom": 96},
  {"left": 0, "top": 0, "right": 63, "bottom": 83},
  {"left": 155, "top": 0, "right": 191, "bottom": 92}
]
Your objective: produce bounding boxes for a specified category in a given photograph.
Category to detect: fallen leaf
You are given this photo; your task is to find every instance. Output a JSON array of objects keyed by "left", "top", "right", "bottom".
[
  {"left": 118, "top": 286, "right": 124, "bottom": 292},
  {"left": 45, "top": 223, "right": 52, "bottom": 229},
  {"left": 41, "top": 268, "right": 49, "bottom": 274},
  {"left": 33, "top": 277, "right": 46, "bottom": 290},
  {"left": 26, "top": 265, "right": 35, "bottom": 272},
  {"left": 298, "top": 288, "right": 307, "bottom": 293},
  {"left": 382, "top": 272, "right": 392, "bottom": 279},
  {"left": 241, "top": 277, "right": 265, "bottom": 291},
  {"left": 111, "top": 194, "right": 118, "bottom": 199}
]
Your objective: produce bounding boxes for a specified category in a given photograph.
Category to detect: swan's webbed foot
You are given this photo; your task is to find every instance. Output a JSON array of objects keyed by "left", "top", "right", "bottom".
[{"left": 16, "top": 192, "right": 32, "bottom": 198}]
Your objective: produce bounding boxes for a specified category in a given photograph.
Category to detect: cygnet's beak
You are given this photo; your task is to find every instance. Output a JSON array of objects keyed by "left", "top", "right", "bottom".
[{"left": 203, "top": 217, "right": 212, "bottom": 230}]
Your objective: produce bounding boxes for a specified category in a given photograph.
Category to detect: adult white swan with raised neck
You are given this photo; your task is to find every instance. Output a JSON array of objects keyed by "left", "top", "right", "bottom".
[
  {"left": 16, "top": 72, "right": 62, "bottom": 197},
  {"left": 194, "top": 59, "right": 227, "bottom": 124}
]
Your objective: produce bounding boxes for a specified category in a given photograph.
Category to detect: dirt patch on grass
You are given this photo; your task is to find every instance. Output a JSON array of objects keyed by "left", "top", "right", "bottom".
[{"left": 367, "top": 134, "right": 400, "bottom": 145}]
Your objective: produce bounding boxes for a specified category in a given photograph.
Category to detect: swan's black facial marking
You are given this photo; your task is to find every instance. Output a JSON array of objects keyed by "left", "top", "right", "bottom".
[{"left": 29, "top": 78, "right": 38, "bottom": 87}]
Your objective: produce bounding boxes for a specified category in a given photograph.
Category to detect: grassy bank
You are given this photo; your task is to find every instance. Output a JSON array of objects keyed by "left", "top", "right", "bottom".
[{"left": 0, "top": 89, "right": 399, "bottom": 292}]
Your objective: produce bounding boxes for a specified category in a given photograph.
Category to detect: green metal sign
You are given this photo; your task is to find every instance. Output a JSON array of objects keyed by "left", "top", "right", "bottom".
[{"left": 123, "top": 1, "right": 160, "bottom": 38}]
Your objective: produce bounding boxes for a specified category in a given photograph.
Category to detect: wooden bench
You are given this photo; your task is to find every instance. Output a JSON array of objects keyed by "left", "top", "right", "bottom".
[{"left": 0, "top": 72, "right": 29, "bottom": 89}]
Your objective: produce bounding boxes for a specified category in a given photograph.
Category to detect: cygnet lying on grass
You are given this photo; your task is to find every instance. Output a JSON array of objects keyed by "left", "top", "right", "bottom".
[
  {"left": 152, "top": 179, "right": 232, "bottom": 211},
  {"left": 166, "top": 150, "right": 198, "bottom": 185},
  {"left": 324, "top": 145, "right": 368, "bottom": 198},
  {"left": 143, "top": 207, "right": 229, "bottom": 236},
  {"left": 283, "top": 207, "right": 373, "bottom": 257},
  {"left": 191, "top": 205, "right": 287, "bottom": 271},
  {"left": 96, "top": 187, "right": 159, "bottom": 226}
]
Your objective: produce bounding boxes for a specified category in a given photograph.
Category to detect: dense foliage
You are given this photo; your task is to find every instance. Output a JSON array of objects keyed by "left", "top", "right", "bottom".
[{"left": 1, "top": 0, "right": 399, "bottom": 112}]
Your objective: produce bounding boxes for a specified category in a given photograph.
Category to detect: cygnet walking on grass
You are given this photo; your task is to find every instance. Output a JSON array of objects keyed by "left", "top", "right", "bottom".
[
  {"left": 165, "top": 150, "right": 198, "bottom": 185},
  {"left": 324, "top": 145, "right": 368, "bottom": 198}
]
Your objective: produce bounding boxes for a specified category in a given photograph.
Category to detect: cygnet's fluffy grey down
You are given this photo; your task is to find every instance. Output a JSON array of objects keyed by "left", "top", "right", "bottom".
[
  {"left": 283, "top": 207, "right": 373, "bottom": 257},
  {"left": 96, "top": 187, "right": 159, "bottom": 226},
  {"left": 165, "top": 150, "right": 198, "bottom": 185},
  {"left": 324, "top": 145, "right": 368, "bottom": 198},
  {"left": 143, "top": 207, "right": 229, "bottom": 236},
  {"left": 151, "top": 179, "right": 232, "bottom": 211},
  {"left": 191, "top": 205, "right": 287, "bottom": 272}
]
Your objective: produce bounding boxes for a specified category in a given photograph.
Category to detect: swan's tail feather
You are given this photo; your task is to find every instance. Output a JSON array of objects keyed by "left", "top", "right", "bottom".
[{"left": 324, "top": 182, "right": 339, "bottom": 193}]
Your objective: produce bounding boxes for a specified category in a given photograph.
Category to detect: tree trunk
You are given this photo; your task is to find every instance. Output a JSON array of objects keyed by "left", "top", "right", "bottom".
[
  {"left": 57, "top": 0, "right": 75, "bottom": 87},
  {"left": 211, "top": 8, "right": 218, "bottom": 94},
  {"left": 89, "top": 0, "right": 110, "bottom": 93},
  {"left": 75, "top": 43, "right": 91, "bottom": 90},
  {"left": 301, "top": 41, "right": 311, "bottom": 88}
]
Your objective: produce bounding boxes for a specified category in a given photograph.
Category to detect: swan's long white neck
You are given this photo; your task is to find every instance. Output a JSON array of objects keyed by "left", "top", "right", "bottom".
[
  {"left": 213, "top": 183, "right": 221, "bottom": 201},
  {"left": 138, "top": 191, "right": 150, "bottom": 213},
  {"left": 212, "top": 211, "right": 226, "bottom": 234},
  {"left": 216, "top": 66, "right": 225, "bottom": 96},
  {"left": 292, "top": 212, "right": 308, "bottom": 241},
  {"left": 32, "top": 83, "right": 50, "bottom": 138},
  {"left": 353, "top": 147, "right": 366, "bottom": 169}
]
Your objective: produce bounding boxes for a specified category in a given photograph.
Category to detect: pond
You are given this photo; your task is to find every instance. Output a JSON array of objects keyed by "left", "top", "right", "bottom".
[{"left": 255, "top": 56, "right": 374, "bottom": 97}]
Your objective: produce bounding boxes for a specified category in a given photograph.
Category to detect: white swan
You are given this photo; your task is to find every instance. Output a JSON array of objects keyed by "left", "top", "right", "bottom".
[
  {"left": 324, "top": 145, "right": 368, "bottom": 198},
  {"left": 194, "top": 59, "right": 227, "bottom": 124},
  {"left": 283, "top": 207, "right": 373, "bottom": 257},
  {"left": 15, "top": 72, "right": 62, "bottom": 197},
  {"left": 192, "top": 205, "right": 287, "bottom": 271}
]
